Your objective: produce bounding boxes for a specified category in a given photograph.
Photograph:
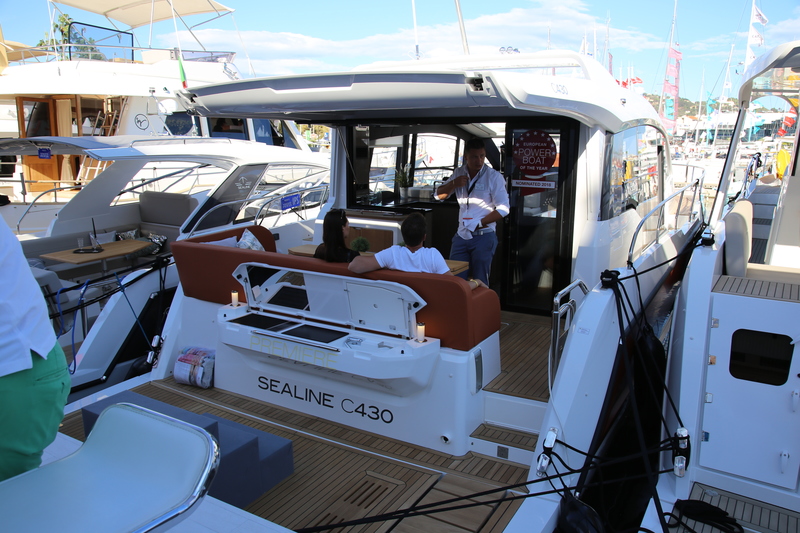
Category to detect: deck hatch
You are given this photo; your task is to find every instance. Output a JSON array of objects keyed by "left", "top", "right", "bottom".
[
  {"left": 283, "top": 325, "right": 348, "bottom": 344},
  {"left": 269, "top": 286, "right": 309, "bottom": 310},
  {"left": 230, "top": 314, "right": 292, "bottom": 331},
  {"left": 232, "top": 262, "right": 427, "bottom": 338}
]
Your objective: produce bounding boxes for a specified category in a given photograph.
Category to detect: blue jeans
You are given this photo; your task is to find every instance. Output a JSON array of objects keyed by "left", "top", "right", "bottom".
[{"left": 450, "top": 231, "right": 498, "bottom": 286}]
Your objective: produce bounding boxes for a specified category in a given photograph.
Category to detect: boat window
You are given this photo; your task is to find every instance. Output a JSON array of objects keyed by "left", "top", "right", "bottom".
[
  {"left": 729, "top": 329, "right": 793, "bottom": 386},
  {"left": 233, "top": 164, "right": 330, "bottom": 224},
  {"left": 0, "top": 155, "right": 16, "bottom": 177},
  {"left": 187, "top": 164, "right": 268, "bottom": 231},
  {"left": 66, "top": 22, "right": 134, "bottom": 62},
  {"left": 253, "top": 119, "right": 278, "bottom": 145},
  {"left": 164, "top": 112, "right": 196, "bottom": 136},
  {"left": 112, "top": 161, "right": 229, "bottom": 205},
  {"left": 600, "top": 125, "right": 664, "bottom": 221},
  {"left": 186, "top": 163, "right": 329, "bottom": 231},
  {"left": 348, "top": 125, "right": 502, "bottom": 208},
  {"left": 210, "top": 118, "right": 248, "bottom": 140},
  {"left": 22, "top": 100, "right": 54, "bottom": 137}
]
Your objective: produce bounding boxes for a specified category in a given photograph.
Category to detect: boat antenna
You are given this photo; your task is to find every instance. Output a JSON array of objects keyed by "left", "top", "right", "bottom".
[
  {"left": 411, "top": 0, "right": 420, "bottom": 59},
  {"left": 453, "top": 0, "right": 470, "bottom": 55},
  {"left": 230, "top": 14, "right": 256, "bottom": 76}
]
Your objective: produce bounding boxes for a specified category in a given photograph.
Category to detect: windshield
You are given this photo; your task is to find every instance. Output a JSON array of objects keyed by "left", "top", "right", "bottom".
[{"left": 186, "top": 162, "right": 330, "bottom": 232}]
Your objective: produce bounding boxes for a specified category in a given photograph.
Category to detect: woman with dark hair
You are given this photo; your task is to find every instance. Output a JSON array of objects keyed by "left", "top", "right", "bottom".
[{"left": 314, "top": 209, "right": 359, "bottom": 262}]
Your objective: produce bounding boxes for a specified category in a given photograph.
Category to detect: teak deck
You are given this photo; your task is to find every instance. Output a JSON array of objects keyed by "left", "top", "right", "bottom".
[
  {"left": 61, "top": 377, "right": 531, "bottom": 532},
  {"left": 486, "top": 312, "right": 552, "bottom": 402},
  {"left": 672, "top": 483, "right": 800, "bottom": 533},
  {"left": 58, "top": 310, "right": 550, "bottom": 531}
]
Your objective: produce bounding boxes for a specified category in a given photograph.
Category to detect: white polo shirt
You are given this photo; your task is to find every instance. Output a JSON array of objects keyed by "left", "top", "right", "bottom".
[{"left": 0, "top": 223, "right": 57, "bottom": 377}]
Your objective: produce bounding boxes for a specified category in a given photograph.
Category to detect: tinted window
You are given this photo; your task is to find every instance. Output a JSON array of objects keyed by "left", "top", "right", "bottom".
[{"left": 730, "top": 329, "right": 793, "bottom": 386}]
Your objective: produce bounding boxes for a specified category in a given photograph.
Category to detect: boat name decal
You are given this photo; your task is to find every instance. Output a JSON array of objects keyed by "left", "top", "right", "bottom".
[
  {"left": 258, "top": 376, "right": 334, "bottom": 408},
  {"left": 256, "top": 376, "right": 394, "bottom": 423},
  {"left": 250, "top": 335, "right": 338, "bottom": 367}
]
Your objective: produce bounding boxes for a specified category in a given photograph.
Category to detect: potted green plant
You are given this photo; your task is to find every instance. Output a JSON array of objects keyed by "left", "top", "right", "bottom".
[
  {"left": 350, "top": 236, "right": 370, "bottom": 252},
  {"left": 394, "top": 164, "right": 413, "bottom": 199}
]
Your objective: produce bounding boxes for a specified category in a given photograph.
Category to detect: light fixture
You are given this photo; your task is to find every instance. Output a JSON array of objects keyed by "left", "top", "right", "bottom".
[
  {"left": 231, "top": 290, "right": 239, "bottom": 307},
  {"left": 415, "top": 322, "right": 426, "bottom": 342}
]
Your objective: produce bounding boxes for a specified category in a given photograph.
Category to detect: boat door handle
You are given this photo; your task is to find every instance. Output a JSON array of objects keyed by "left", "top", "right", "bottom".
[
  {"left": 792, "top": 389, "right": 800, "bottom": 412},
  {"left": 780, "top": 451, "right": 790, "bottom": 474}
]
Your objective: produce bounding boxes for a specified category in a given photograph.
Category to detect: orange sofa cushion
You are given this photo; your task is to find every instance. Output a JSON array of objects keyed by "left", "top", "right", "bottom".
[{"left": 171, "top": 225, "right": 499, "bottom": 351}]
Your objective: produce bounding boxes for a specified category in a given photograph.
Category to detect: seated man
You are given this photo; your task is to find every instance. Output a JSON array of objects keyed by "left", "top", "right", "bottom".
[{"left": 349, "top": 213, "right": 486, "bottom": 290}]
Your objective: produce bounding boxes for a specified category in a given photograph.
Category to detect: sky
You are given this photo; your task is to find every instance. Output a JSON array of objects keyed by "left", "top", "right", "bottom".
[{"left": 2, "top": 0, "right": 800, "bottom": 108}]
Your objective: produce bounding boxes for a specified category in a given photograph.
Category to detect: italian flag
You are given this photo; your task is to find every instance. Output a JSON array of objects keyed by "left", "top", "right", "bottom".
[{"left": 179, "top": 56, "right": 188, "bottom": 89}]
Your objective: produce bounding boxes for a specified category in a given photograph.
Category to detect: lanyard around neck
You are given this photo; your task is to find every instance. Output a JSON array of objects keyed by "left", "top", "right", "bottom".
[{"left": 466, "top": 166, "right": 483, "bottom": 196}]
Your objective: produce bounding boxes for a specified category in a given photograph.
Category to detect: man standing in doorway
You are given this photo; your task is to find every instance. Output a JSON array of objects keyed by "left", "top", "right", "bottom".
[{"left": 436, "top": 138, "right": 509, "bottom": 287}]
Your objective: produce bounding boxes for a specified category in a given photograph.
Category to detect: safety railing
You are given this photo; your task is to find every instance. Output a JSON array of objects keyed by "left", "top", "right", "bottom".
[
  {"left": 15, "top": 184, "right": 84, "bottom": 234},
  {"left": 186, "top": 185, "right": 330, "bottom": 238},
  {"left": 627, "top": 179, "right": 704, "bottom": 266},
  {"left": 251, "top": 185, "right": 329, "bottom": 224},
  {"left": 549, "top": 279, "right": 590, "bottom": 393}
]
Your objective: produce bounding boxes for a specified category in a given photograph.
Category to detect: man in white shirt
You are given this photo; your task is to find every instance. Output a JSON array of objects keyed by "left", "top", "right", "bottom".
[
  {"left": 0, "top": 223, "right": 70, "bottom": 481},
  {"left": 349, "top": 213, "right": 486, "bottom": 289},
  {"left": 436, "top": 138, "right": 510, "bottom": 287}
]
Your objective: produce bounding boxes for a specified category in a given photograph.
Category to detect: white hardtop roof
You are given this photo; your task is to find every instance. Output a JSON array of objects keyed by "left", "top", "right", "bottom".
[
  {"left": 183, "top": 50, "right": 661, "bottom": 134},
  {"left": 739, "top": 40, "right": 800, "bottom": 105},
  {"left": 0, "top": 136, "right": 327, "bottom": 167},
  {"left": 53, "top": 0, "right": 233, "bottom": 29}
]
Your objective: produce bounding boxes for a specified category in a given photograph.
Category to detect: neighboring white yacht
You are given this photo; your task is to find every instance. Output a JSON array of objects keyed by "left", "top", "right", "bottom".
[
  {"left": 18, "top": 44, "right": 800, "bottom": 532},
  {"left": 0, "top": 135, "right": 329, "bottom": 404},
  {"left": 0, "top": 0, "right": 309, "bottom": 232}
]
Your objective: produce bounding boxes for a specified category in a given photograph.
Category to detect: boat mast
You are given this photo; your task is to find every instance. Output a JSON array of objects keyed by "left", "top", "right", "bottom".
[
  {"left": 454, "top": 0, "right": 470, "bottom": 55},
  {"left": 711, "top": 44, "right": 735, "bottom": 151},
  {"left": 694, "top": 68, "right": 704, "bottom": 146},
  {"left": 411, "top": 0, "right": 420, "bottom": 59},
  {"left": 658, "top": 0, "right": 680, "bottom": 135}
]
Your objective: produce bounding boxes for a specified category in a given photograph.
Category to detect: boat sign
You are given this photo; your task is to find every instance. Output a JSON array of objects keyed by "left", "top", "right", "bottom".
[
  {"left": 281, "top": 193, "right": 301, "bottom": 211},
  {"left": 38, "top": 148, "right": 51, "bottom": 159}
]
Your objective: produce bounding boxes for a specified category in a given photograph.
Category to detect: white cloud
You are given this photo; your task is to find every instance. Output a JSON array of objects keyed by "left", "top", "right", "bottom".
[{"left": 156, "top": 1, "right": 675, "bottom": 76}]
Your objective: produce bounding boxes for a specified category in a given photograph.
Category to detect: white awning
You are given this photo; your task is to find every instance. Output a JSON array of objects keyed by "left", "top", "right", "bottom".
[
  {"left": 1, "top": 40, "right": 54, "bottom": 61},
  {"left": 53, "top": 0, "right": 233, "bottom": 29}
]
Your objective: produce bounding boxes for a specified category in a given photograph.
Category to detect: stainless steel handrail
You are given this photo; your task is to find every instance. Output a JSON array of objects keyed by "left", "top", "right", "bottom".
[
  {"left": 626, "top": 179, "right": 703, "bottom": 266},
  {"left": 184, "top": 185, "right": 329, "bottom": 238},
  {"left": 252, "top": 185, "right": 329, "bottom": 224},
  {"left": 549, "top": 279, "right": 590, "bottom": 393},
  {"left": 185, "top": 196, "right": 268, "bottom": 238},
  {"left": 15, "top": 184, "right": 84, "bottom": 234}
]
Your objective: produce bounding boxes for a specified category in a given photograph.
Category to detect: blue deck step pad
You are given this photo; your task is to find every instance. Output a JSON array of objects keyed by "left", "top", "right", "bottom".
[{"left": 203, "top": 413, "right": 294, "bottom": 494}]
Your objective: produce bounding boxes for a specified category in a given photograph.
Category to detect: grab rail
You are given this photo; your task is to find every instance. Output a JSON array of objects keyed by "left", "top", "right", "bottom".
[
  {"left": 15, "top": 184, "right": 84, "bottom": 234},
  {"left": 549, "top": 279, "right": 590, "bottom": 394},
  {"left": 626, "top": 179, "right": 703, "bottom": 266},
  {"left": 253, "top": 184, "right": 329, "bottom": 225},
  {"left": 185, "top": 185, "right": 329, "bottom": 238},
  {"left": 729, "top": 152, "right": 763, "bottom": 203}
]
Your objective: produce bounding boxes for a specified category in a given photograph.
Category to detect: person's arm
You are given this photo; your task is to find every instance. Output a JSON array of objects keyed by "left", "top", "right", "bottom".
[
  {"left": 478, "top": 172, "right": 510, "bottom": 228},
  {"left": 477, "top": 210, "right": 503, "bottom": 229},
  {"left": 349, "top": 255, "right": 382, "bottom": 273},
  {"left": 435, "top": 173, "right": 469, "bottom": 200},
  {"left": 466, "top": 278, "right": 487, "bottom": 290}
]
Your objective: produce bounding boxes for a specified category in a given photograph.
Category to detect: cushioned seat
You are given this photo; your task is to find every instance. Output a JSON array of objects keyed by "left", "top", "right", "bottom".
[
  {"left": 725, "top": 199, "right": 800, "bottom": 284},
  {"left": 0, "top": 403, "right": 219, "bottom": 533}
]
